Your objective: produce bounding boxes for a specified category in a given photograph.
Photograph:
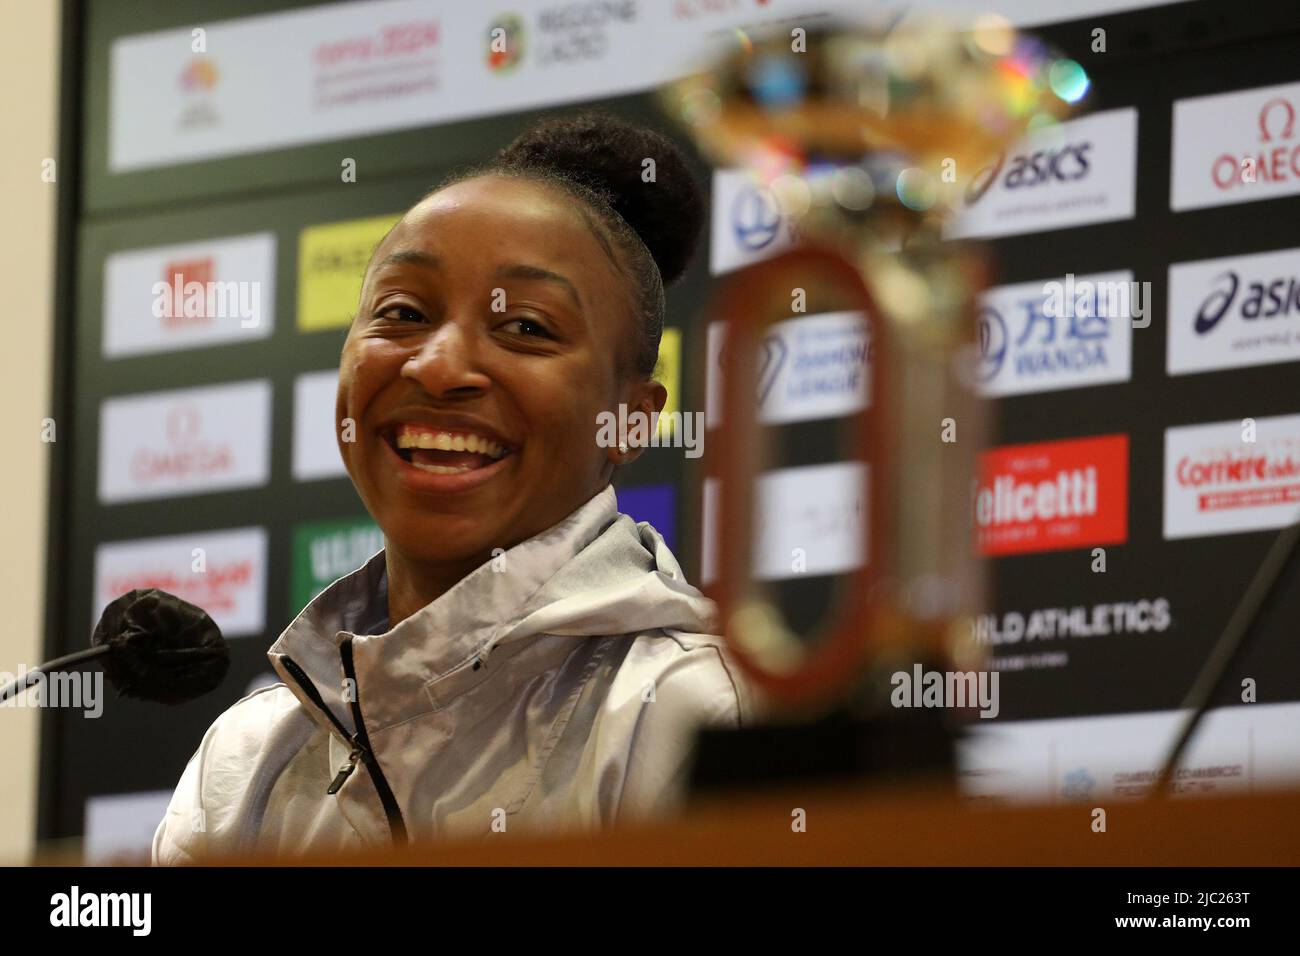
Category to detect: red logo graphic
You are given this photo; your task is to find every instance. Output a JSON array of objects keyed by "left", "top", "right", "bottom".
[
  {"left": 1211, "top": 96, "right": 1300, "bottom": 190},
  {"left": 130, "top": 401, "right": 234, "bottom": 485},
  {"left": 160, "top": 257, "right": 215, "bottom": 327},
  {"left": 974, "top": 434, "right": 1128, "bottom": 556},
  {"left": 1175, "top": 444, "right": 1300, "bottom": 513},
  {"left": 179, "top": 58, "right": 219, "bottom": 92},
  {"left": 107, "top": 560, "right": 253, "bottom": 616}
]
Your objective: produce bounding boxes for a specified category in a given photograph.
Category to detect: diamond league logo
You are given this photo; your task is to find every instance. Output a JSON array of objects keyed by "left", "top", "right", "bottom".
[
  {"left": 757, "top": 332, "right": 788, "bottom": 403},
  {"left": 730, "top": 183, "right": 783, "bottom": 252},
  {"left": 715, "top": 331, "right": 788, "bottom": 406}
]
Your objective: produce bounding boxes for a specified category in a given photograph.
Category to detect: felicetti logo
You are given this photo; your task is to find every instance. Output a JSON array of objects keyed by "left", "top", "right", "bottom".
[
  {"left": 486, "top": 13, "right": 525, "bottom": 72},
  {"left": 974, "top": 434, "right": 1129, "bottom": 556},
  {"left": 1209, "top": 97, "right": 1297, "bottom": 191},
  {"left": 1164, "top": 414, "right": 1300, "bottom": 539},
  {"left": 535, "top": 0, "right": 636, "bottom": 66}
]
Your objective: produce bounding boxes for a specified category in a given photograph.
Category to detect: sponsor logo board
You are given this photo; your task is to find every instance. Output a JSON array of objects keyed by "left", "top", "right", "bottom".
[
  {"left": 1164, "top": 413, "right": 1300, "bottom": 539},
  {"left": 98, "top": 380, "right": 271, "bottom": 503}
]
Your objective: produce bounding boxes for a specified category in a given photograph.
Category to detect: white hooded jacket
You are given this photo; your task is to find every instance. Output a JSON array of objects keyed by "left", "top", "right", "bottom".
[{"left": 152, "top": 485, "right": 753, "bottom": 863}]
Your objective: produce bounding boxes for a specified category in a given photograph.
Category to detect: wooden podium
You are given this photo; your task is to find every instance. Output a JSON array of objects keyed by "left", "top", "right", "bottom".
[{"left": 232, "top": 783, "right": 1300, "bottom": 866}]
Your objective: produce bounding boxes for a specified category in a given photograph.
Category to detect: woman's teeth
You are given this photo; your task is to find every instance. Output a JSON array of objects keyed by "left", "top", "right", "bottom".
[
  {"left": 394, "top": 427, "right": 508, "bottom": 459},
  {"left": 411, "top": 461, "right": 474, "bottom": 475}
]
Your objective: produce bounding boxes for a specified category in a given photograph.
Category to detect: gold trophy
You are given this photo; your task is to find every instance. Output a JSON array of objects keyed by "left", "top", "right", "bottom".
[{"left": 662, "top": 14, "right": 1090, "bottom": 783}]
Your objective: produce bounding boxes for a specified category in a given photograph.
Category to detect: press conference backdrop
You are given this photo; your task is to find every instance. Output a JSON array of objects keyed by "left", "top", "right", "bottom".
[{"left": 40, "top": 0, "right": 1300, "bottom": 860}]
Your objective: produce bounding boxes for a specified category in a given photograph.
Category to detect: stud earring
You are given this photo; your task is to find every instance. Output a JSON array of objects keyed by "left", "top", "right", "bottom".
[{"left": 618, "top": 442, "right": 629, "bottom": 455}]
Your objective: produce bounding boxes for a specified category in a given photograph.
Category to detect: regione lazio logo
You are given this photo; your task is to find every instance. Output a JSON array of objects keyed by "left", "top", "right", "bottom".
[
  {"left": 949, "top": 107, "right": 1136, "bottom": 239},
  {"left": 98, "top": 380, "right": 271, "bottom": 503},
  {"left": 976, "top": 271, "right": 1135, "bottom": 396},
  {"left": 94, "top": 528, "right": 267, "bottom": 638},
  {"left": 1167, "top": 245, "right": 1300, "bottom": 375},
  {"left": 1172, "top": 80, "right": 1300, "bottom": 210},
  {"left": 1164, "top": 414, "right": 1300, "bottom": 540},
  {"left": 974, "top": 434, "right": 1129, "bottom": 556},
  {"left": 534, "top": 0, "right": 636, "bottom": 66}
]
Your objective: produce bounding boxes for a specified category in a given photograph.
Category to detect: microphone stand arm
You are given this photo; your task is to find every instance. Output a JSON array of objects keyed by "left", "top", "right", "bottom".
[{"left": 0, "top": 645, "right": 111, "bottom": 705}]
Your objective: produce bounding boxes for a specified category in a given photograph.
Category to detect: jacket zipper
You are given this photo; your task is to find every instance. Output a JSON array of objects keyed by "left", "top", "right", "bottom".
[{"left": 280, "top": 651, "right": 409, "bottom": 845}]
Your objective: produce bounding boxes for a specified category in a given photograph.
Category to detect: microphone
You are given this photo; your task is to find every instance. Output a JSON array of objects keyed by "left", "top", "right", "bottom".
[
  {"left": 0, "top": 588, "right": 229, "bottom": 706},
  {"left": 1152, "top": 517, "right": 1300, "bottom": 797}
]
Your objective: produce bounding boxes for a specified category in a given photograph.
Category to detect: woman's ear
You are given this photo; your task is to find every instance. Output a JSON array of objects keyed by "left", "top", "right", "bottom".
[{"left": 607, "top": 378, "right": 668, "bottom": 466}]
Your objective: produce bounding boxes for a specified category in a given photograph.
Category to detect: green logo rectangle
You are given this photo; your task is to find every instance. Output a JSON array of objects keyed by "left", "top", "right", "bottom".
[{"left": 290, "top": 517, "right": 383, "bottom": 615}]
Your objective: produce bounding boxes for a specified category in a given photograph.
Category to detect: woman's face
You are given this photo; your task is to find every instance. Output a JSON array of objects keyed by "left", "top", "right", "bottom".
[{"left": 337, "top": 174, "right": 661, "bottom": 569}]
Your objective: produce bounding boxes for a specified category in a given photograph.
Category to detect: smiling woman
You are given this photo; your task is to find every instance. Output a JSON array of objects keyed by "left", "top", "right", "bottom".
[{"left": 151, "top": 112, "right": 755, "bottom": 861}]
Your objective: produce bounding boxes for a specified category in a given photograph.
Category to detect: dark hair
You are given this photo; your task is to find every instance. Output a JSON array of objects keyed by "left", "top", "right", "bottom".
[{"left": 422, "top": 111, "right": 704, "bottom": 378}]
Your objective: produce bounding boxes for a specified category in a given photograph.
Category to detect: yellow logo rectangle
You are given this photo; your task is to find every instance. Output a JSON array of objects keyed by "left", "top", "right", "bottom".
[
  {"left": 297, "top": 214, "right": 401, "bottom": 332},
  {"left": 653, "top": 327, "right": 681, "bottom": 439}
]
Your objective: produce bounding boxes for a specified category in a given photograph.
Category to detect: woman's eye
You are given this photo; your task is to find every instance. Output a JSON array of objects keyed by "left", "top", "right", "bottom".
[
  {"left": 373, "top": 305, "right": 426, "bottom": 324},
  {"left": 501, "top": 317, "right": 555, "bottom": 339}
]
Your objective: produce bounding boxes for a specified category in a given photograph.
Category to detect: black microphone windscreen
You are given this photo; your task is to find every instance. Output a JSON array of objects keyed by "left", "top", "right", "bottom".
[{"left": 91, "top": 588, "right": 230, "bottom": 704}]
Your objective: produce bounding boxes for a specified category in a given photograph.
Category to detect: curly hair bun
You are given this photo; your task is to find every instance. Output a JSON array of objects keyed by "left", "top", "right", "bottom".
[{"left": 497, "top": 111, "right": 704, "bottom": 285}]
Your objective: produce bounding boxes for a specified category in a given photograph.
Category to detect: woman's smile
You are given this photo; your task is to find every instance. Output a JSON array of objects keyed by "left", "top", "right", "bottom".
[
  {"left": 379, "top": 431, "right": 517, "bottom": 495},
  {"left": 378, "top": 418, "right": 518, "bottom": 494}
]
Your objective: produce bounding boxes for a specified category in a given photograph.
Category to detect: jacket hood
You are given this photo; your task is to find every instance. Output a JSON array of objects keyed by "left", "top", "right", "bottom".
[{"left": 267, "top": 485, "right": 718, "bottom": 738}]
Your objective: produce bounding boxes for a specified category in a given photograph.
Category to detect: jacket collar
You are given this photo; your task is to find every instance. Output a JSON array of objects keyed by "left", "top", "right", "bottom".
[{"left": 267, "top": 485, "right": 625, "bottom": 736}]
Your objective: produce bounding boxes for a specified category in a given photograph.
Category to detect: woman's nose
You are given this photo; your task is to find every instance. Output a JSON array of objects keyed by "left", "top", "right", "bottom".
[{"left": 400, "top": 321, "right": 492, "bottom": 398}]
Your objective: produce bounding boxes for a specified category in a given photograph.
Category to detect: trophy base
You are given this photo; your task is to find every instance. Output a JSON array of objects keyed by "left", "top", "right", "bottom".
[{"left": 687, "top": 704, "right": 959, "bottom": 797}]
